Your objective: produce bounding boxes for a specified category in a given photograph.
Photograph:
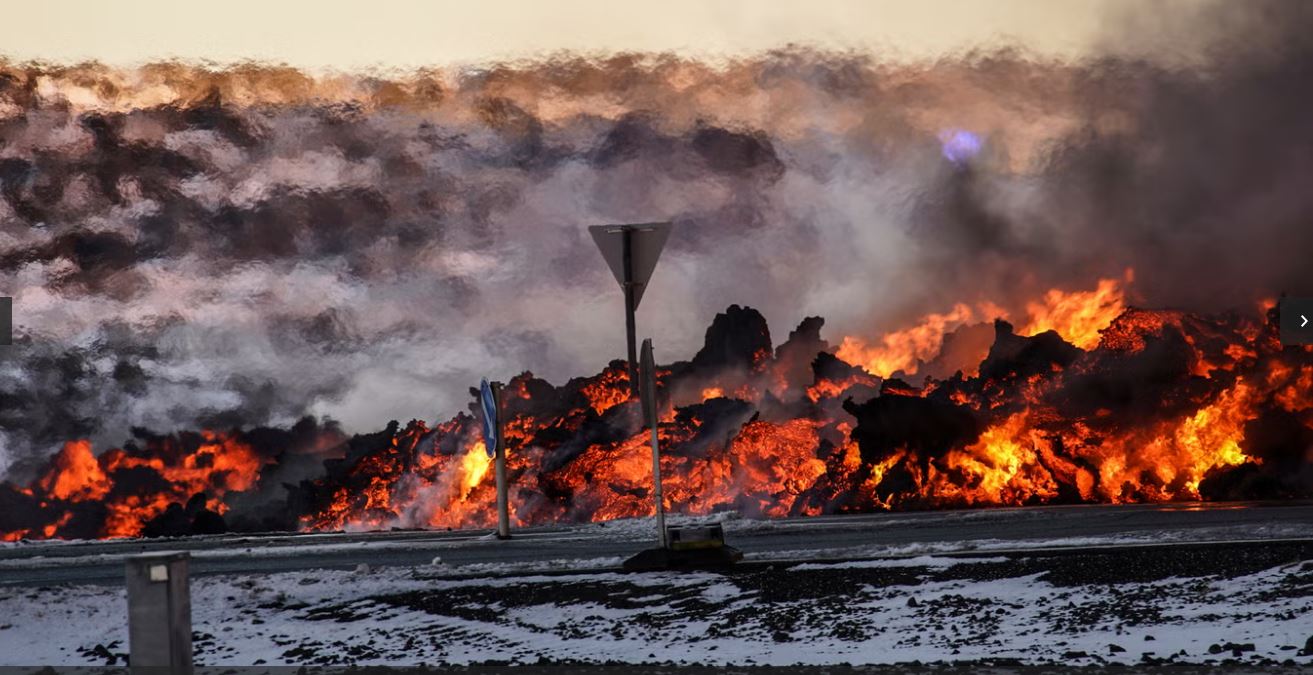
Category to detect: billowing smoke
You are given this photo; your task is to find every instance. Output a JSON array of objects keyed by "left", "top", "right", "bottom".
[{"left": 1, "top": 0, "right": 1311, "bottom": 478}]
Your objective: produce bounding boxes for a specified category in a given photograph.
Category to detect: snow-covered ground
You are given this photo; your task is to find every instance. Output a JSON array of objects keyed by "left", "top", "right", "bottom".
[{"left": 2, "top": 543, "right": 1311, "bottom": 667}]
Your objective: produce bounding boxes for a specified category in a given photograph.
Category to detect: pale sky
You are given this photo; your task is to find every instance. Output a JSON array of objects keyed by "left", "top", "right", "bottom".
[{"left": 0, "top": 0, "right": 1200, "bottom": 71}]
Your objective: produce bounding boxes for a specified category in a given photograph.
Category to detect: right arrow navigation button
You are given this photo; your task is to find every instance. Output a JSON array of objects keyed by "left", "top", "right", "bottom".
[{"left": 1279, "top": 297, "right": 1313, "bottom": 345}]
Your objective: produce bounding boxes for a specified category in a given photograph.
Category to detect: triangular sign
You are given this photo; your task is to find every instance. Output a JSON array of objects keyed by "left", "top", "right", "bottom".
[{"left": 589, "top": 222, "right": 671, "bottom": 309}]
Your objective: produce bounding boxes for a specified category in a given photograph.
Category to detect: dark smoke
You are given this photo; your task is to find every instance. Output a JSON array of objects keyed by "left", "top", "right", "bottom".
[{"left": 2, "top": 1, "right": 1312, "bottom": 477}]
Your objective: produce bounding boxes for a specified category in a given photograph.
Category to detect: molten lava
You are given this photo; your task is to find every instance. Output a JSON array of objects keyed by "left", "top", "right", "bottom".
[
  {"left": 3, "top": 431, "right": 266, "bottom": 541},
  {"left": 3, "top": 272, "right": 1311, "bottom": 542}
]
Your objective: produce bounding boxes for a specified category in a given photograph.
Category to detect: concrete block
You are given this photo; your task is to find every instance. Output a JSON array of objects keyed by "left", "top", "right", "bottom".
[{"left": 125, "top": 551, "right": 192, "bottom": 674}]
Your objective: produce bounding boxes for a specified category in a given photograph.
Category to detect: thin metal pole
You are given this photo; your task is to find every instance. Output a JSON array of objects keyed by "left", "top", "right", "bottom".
[
  {"left": 495, "top": 443, "right": 509, "bottom": 539},
  {"left": 650, "top": 419, "right": 666, "bottom": 548},
  {"left": 622, "top": 228, "right": 639, "bottom": 397},
  {"left": 492, "top": 383, "right": 510, "bottom": 540},
  {"left": 641, "top": 340, "right": 667, "bottom": 549}
]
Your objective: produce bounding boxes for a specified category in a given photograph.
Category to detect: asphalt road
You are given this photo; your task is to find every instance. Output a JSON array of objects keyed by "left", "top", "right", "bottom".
[{"left": 2, "top": 501, "right": 1311, "bottom": 586}]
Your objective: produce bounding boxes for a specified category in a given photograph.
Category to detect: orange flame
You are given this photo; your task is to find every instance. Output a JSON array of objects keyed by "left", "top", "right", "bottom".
[
  {"left": 839, "top": 274, "right": 1131, "bottom": 379},
  {"left": 836, "top": 303, "right": 982, "bottom": 377},
  {"left": 37, "top": 441, "right": 109, "bottom": 502},
  {"left": 1021, "top": 271, "right": 1131, "bottom": 349}
]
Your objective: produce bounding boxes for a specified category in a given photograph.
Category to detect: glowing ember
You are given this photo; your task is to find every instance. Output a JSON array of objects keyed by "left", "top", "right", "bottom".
[{"left": 579, "top": 364, "right": 632, "bottom": 415}]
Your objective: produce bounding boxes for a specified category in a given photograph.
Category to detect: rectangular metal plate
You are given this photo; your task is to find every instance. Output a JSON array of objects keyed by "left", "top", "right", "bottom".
[{"left": 666, "top": 525, "right": 727, "bottom": 550}]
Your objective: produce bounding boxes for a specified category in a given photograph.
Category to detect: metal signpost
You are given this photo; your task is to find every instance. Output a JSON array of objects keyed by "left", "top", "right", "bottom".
[
  {"left": 589, "top": 222, "right": 672, "bottom": 395},
  {"left": 591, "top": 221, "right": 739, "bottom": 570},
  {"left": 480, "top": 378, "right": 511, "bottom": 539},
  {"left": 640, "top": 338, "right": 668, "bottom": 548},
  {"left": 622, "top": 336, "right": 741, "bottom": 571}
]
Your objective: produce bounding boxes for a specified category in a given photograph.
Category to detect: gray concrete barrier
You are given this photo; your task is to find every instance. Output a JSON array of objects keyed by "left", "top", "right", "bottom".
[{"left": 125, "top": 551, "right": 192, "bottom": 674}]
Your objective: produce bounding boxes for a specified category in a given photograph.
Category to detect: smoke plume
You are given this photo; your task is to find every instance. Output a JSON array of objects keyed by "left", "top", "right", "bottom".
[{"left": 1, "top": 0, "right": 1310, "bottom": 478}]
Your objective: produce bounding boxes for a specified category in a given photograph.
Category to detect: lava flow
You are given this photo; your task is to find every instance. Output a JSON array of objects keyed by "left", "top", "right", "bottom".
[{"left": 2, "top": 274, "right": 1312, "bottom": 541}]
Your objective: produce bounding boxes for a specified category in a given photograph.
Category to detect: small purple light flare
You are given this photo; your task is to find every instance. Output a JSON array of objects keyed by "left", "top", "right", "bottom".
[{"left": 939, "top": 129, "right": 982, "bottom": 165}]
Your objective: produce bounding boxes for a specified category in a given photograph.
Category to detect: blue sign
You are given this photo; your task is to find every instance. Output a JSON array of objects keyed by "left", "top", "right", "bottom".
[{"left": 480, "top": 379, "right": 498, "bottom": 458}]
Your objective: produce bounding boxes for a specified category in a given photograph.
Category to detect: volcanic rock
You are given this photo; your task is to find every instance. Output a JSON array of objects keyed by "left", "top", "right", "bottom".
[
  {"left": 1198, "top": 463, "right": 1286, "bottom": 502},
  {"left": 808, "top": 351, "right": 879, "bottom": 406},
  {"left": 1225, "top": 642, "right": 1257, "bottom": 656},
  {"left": 813, "top": 350, "right": 865, "bottom": 383},
  {"left": 774, "top": 316, "right": 829, "bottom": 389},
  {"left": 843, "top": 389, "right": 981, "bottom": 466},
  {"left": 141, "top": 494, "right": 227, "bottom": 537},
  {"left": 1055, "top": 322, "right": 1208, "bottom": 423},
  {"left": 978, "top": 319, "right": 1080, "bottom": 382},
  {"left": 190, "top": 509, "right": 227, "bottom": 535},
  {"left": 666, "top": 398, "right": 756, "bottom": 458},
  {"left": 142, "top": 502, "right": 191, "bottom": 537},
  {"left": 0, "top": 485, "right": 43, "bottom": 536},
  {"left": 688, "top": 305, "right": 772, "bottom": 375}
]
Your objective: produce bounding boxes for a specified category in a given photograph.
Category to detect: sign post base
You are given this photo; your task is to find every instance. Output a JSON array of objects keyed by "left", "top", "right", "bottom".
[{"left": 622, "top": 523, "right": 742, "bottom": 571}]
